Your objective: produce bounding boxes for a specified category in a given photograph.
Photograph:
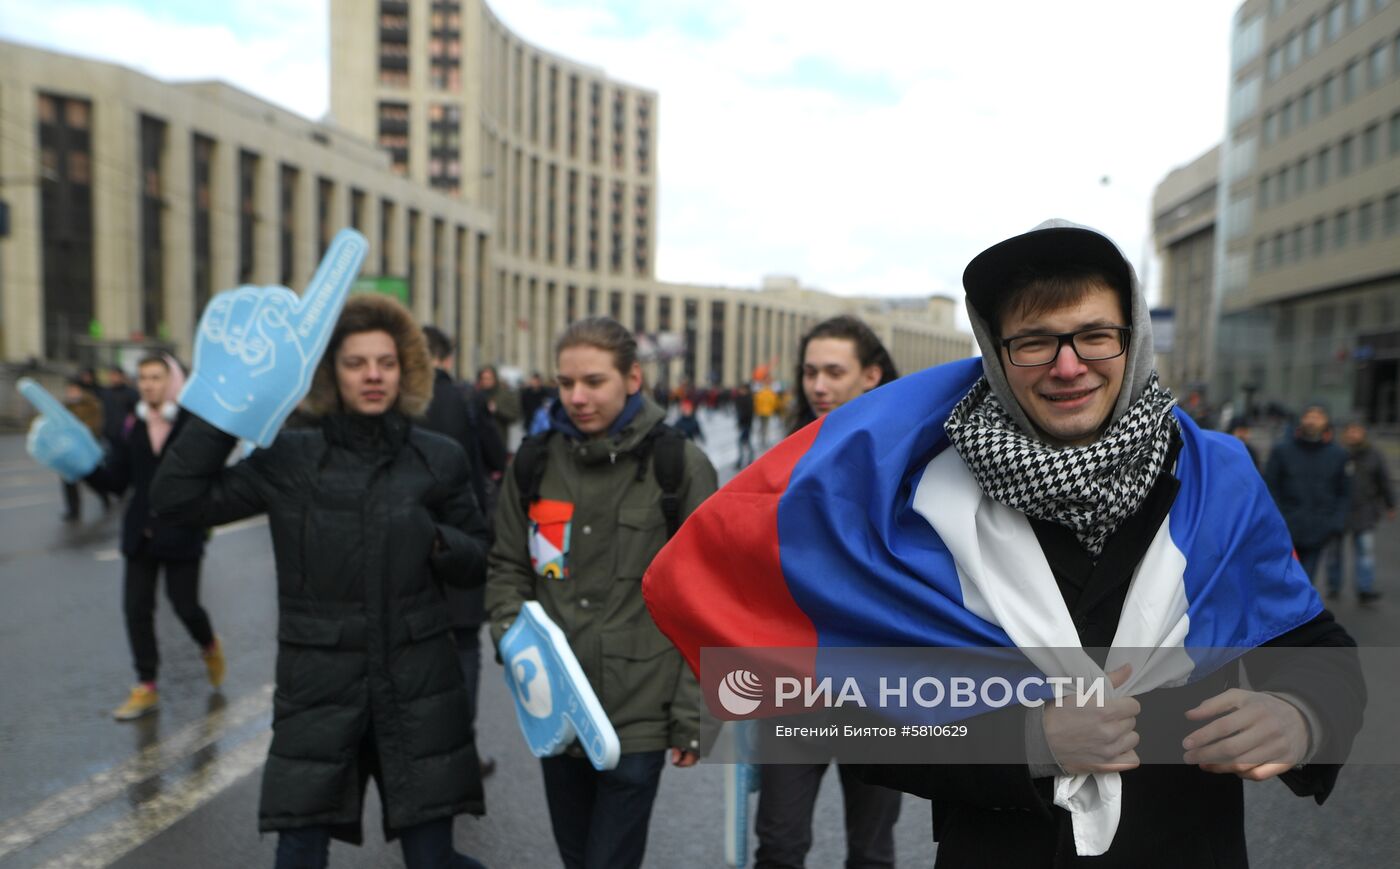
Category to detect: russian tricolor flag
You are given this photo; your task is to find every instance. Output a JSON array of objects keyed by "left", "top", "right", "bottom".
[{"left": 644, "top": 356, "right": 1321, "bottom": 690}]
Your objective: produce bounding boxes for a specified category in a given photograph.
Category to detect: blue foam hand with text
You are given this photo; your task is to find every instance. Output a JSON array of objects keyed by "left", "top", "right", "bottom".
[
  {"left": 18, "top": 378, "right": 104, "bottom": 483},
  {"left": 500, "top": 601, "right": 621, "bottom": 771},
  {"left": 179, "top": 229, "right": 368, "bottom": 446}
]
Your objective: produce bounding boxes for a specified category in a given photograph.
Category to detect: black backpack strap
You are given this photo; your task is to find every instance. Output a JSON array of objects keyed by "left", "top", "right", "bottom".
[
  {"left": 648, "top": 426, "right": 687, "bottom": 539},
  {"left": 512, "top": 431, "right": 554, "bottom": 517}
]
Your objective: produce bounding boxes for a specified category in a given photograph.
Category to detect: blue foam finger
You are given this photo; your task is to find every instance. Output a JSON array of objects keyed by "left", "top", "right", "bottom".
[
  {"left": 179, "top": 229, "right": 369, "bottom": 447},
  {"left": 17, "top": 378, "right": 103, "bottom": 482},
  {"left": 500, "top": 602, "right": 621, "bottom": 771}
]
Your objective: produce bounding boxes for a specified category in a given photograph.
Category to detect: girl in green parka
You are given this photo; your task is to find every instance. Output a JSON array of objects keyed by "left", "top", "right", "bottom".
[{"left": 486, "top": 317, "right": 717, "bottom": 869}]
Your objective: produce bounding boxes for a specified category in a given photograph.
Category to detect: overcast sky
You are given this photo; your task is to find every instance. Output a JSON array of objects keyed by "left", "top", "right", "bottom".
[{"left": 0, "top": 0, "right": 1240, "bottom": 310}]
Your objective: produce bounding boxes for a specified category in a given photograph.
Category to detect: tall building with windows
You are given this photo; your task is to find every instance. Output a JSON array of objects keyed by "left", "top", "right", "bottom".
[
  {"left": 1213, "top": 0, "right": 1400, "bottom": 420},
  {"left": 0, "top": 2, "right": 970, "bottom": 405},
  {"left": 1152, "top": 146, "right": 1219, "bottom": 396}
]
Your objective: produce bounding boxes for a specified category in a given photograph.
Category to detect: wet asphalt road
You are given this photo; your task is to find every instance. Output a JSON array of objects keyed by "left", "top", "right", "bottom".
[{"left": 0, "top": 409, "right": 1397, "bottom": 868}]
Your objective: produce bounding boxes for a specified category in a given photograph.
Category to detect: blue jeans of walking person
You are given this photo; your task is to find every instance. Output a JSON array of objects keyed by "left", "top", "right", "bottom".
[
  {"left": 1324, "top": 530, "right": 1376, "bottom": 596},
  {"left": 539, "top": 750, "right": 665, "bottom": 869}
]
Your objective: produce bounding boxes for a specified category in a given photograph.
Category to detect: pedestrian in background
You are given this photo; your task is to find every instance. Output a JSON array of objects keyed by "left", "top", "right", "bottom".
[
  {"left": 673, "top": 399, "right": 704, "bottom": 443},
  {"left": 753, "top": 382, "right": 779, "bottom": 448},
  {"left": 476, "top": 365, "right": 521, "bottom": 450},
  {"left": 1326, "top": 420, "right": 1393, "bottom": 604},
  {"left": 1264, "top": 403, "right": 1350, "bottom": 582},
  {"left": 100, "top": 365, "right": 140, "bottom": 447},
  {"left": 154, "top": 294, "right": 491, "bottom": 869},
  {"left": 756, "top": 313, "right": 902, "bottom": 869},
  {"left": 85, "top": 355, "right": 223, "bottom": 721},
  {"left": 486, "top": 316, "right": 716, "bottom": 869},
  {"left": 421, "top": 325, "right": 499, "bottom": 779},
  {"left": 734, "top": 383, "right": 755, "bottom": 469},
  {"left": 59, "top": 375, "right": 105, "bottom": 520}
]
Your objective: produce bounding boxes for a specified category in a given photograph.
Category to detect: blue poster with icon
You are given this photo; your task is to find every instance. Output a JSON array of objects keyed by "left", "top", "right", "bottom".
[{"left": 500, "top": 601, "right": 620, "bottom": 771}]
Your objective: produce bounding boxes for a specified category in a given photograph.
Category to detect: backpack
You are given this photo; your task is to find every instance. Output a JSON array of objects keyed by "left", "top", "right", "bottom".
[{"left": 513, "top": 424, "right": 688, "bottom": 538}]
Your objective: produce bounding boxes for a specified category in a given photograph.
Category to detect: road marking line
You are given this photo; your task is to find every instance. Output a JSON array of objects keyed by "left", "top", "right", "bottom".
[
  {"left": 212, "top": 516, "right": 268, "bottom": 537},
  {"left": 34, "top": 730, "right": 273, "bottom": 869},
  {"left": 0, "top": 493, "right": 60, "bottom": 511},
  {"left": 0, "top": 684, "right": 273, "bottom": 860}
]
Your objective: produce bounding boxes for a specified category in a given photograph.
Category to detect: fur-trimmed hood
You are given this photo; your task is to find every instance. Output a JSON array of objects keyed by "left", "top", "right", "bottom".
[{"left": 301, "top": 293, "right": 432, "bottom": 418}]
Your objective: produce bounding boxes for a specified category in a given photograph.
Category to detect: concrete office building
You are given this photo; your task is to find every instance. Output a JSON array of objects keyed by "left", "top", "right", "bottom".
[
  {"left": 325, "top": 0, "right": 968, "bottom": 384},
  {"left": 1152, "top": 146, "right": 1220, "bottom": 397},
  {"left": 1213, "top": 0, "right": 1400, "bottom": 420},
  {"left": 0, "top": 3, "right": 970, "bottom": 394}
]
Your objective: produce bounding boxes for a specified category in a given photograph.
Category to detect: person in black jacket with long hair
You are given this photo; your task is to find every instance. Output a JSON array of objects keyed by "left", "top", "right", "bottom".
[{"left": 154, "top": 294, "right": 491, "bottom": 869}]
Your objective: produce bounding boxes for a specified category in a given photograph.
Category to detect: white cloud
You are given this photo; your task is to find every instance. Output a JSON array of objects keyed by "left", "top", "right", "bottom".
[{"left": 0, "top": 0, "right": 1236, "bottom": 307}]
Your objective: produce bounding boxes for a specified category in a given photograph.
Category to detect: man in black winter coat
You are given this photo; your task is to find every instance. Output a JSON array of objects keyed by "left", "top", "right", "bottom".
[
  {"left": 86, "top": 355, "right": 222, "bottom": 721},
  {"left": 421, "top": 324, "right": 498, "bottom": 777},
  {"left": 154, "top": 295, "right": 491, "bottom": 869},
  {"left": 1263, "top": 404, "right": 1350, "bottom": 583},
  {"left": 1324, "top": 420, "right": 1393, "bottom": 603}
]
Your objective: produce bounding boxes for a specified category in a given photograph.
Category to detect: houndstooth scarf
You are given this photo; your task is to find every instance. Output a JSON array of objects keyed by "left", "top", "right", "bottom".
[{"left": 943, "top": 374, "right": 1179, "bottom": 557}]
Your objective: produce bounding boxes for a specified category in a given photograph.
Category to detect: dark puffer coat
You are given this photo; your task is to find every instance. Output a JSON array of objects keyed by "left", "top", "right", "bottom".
[{"left": 152, "top": 411, "right": 491, "bottom": 841}]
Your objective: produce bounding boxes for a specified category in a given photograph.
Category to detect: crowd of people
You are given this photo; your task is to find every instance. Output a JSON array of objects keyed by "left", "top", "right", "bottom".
[{"left": 21, "top": 218, "right": 1380, "bottom": 868}]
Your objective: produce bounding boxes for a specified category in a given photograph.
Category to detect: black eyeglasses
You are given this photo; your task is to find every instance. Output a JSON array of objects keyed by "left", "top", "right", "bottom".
[{"left": 1000, "top": 326, "right": 1132, "bottom": 368}]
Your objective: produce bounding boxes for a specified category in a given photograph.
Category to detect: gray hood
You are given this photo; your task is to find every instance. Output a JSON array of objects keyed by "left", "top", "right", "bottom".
[{"left": 962, "top": 218, "right": 1156, "bottom": 440}]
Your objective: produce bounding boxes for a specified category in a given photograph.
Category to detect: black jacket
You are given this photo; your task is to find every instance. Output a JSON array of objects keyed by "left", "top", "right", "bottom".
[
  {"left": 852, "top": 435, "right": 1364, "bottom": 868},
  {"left": 86, "top": 410, "right": 206, "bottom": 561},
  {"left": 422, "top": 368, "right": 491, "bottom": 627},
  {"left": 152, "top": 412, "right": 491, "bottom": 841},
  {"left": 1263, "top": 434, "right": 1350, "bottom": 549}
]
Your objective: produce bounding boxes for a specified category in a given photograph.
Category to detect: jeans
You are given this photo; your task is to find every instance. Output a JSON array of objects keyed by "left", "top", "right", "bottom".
[
  {"left": 1324, "top": 530, "right": 1376, "bottom": 594},
  {"left": 539, "top": 751, "right": 665, "bottom": 869},
  {"left": 273, "top": 817, "right": 485, "bottom": 869},
  {"left": 754, "top": 762, "right": 900, "bottom": 869},
  {"left": 124, "top": 555, "right": 214, "bottom": 683}
]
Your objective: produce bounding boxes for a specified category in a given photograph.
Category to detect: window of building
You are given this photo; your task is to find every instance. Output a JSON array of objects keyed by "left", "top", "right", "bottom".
[
  {"left": 350, "top": 188, "right": 365, "bottom": 232},
  {"left": 589, "top": 82, "right": 601, "bottom": 164},
  {"left": 1339, "top": 135, "right": 1355, "bottom": 175},
  {"left": 1275, "top": 167, "right": 1289, "bottom": 203},
  {"left": 1263, "top": 110, "right": 1278, "bottom": 144},
  {"left": 238, "top": 150, "right": 259, "bottom": 282},
  {"left": 139, "top": 115, "right": 166, "bottom": 339},
  {"left": 1235, "top": 14, "right": 1265, "bottom": 69},
  {"left": 1359, "top": 200, "right": 1376, "bottom": 242},
  {"left": 1279, "top": 99, "right": 1294, "bottom": 136},
  {"left": 1299, "top": 86, "right": 1315, "bottom": 125},
  {"left": 609, "top": 180, "right": 624, "bottom": 273},
  {"left": 1383, "top": 192, "right": 1400, "bottom": 235},
  {"left": 1285, "top": 31, "right": 1303, "bottom": 69},
  {"left": 1320, "top": 73, "right": 1336, "bottom": 114},
  {"left": 1312, "top": 217, "right": 1328, "bottom": 255},
  {"left": 1267, "top": 45, "right": 1283, "bottom": 81},
  {"left": 1349, "top": 0, "right": 1367, "bottom": 27},
  {"left": 1363, "top": 123, "right": 1381, "bottom": 165},
  {"left": 1327, "top": 2, "right": 1346, "bottom": 41},
  {"left": 378, "top": 101, "right": 410, "bottom": 175},
  {"left": 279, "top": 164, "right": 299, "bottom": 285},
  {"left": 1272, "top": 231, "right": 1285, "bottom": 267},
  {"left": 1259, "top": 173, "right": 1272, "bottom": 208},
  {"left": 380, "top": 198, "right": 394, "bottom": 275},
  {"left": 1255, "top": 238, "right": 1269, "bottom": 272},
  {"left": 192, "top": 134, "right": 214, "bottom": 314},
  {"left": 1318, "top": 144, "right": 1332, "bottom": 184},
  {"left": 1344, "top": 59, "right": 1362, "bottom": 102},
  {"left": 1369, "top": 42, "right": 1389, "bottom": 88},
  {"left": 1334, "top": 208, "right": 1351, "bottom": 247},
  {"left": 1290, "top": 224, "right": 1305, "bottom": 262},
  {"left": 1296, "top": 156, "right": 1309, "bottom": 195},
  {"left": 1391, "top": 112, "right": 1400, "bottom": 154},
  {"left": 1227, "top": 133, "right": 1258, "bottom": 180},
  {"left": 1306, "top": 16, "right": 1324, "bottom": 55}
]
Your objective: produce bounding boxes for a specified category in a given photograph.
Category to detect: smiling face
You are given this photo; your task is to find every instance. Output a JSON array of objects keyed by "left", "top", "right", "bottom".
[
  {"left": 556, "top": 344, "right": 642, "bottom": 438},
  {"left": 802, "top": 337, "right": 882, "bottom": 418},
  {"left": 998, "top": 284, "right": 1128, "bottom": 447},
  {"left": 335, "top": 330, "right": 401, "bottom": 416}
]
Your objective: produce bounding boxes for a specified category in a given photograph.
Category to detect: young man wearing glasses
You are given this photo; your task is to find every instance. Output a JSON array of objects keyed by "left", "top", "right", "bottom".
[{"left": 644, "top": 219, "right": 1363, "bottom": 867}]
